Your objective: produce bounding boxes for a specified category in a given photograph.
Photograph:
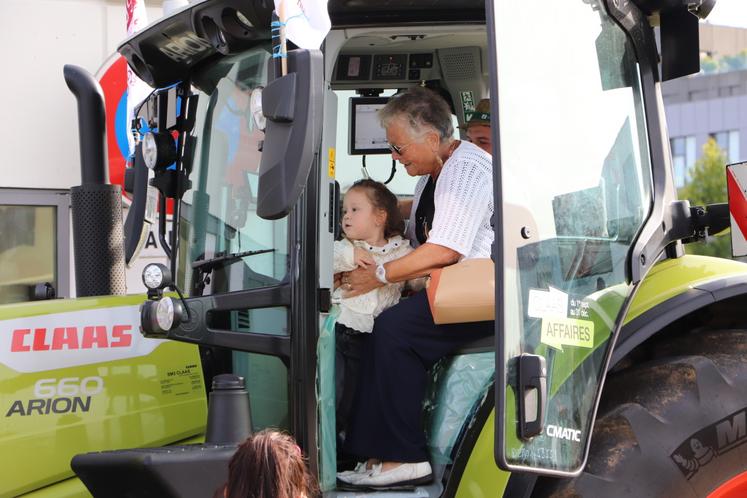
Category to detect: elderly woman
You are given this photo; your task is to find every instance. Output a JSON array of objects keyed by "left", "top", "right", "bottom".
[{"left": 337, "top": 87, "right": 494, "bottom": 488}]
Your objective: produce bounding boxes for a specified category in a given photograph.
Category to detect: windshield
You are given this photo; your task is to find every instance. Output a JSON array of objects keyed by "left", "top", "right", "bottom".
[{"left": 494, "top": 1, "right": 652, "bottom": 473}]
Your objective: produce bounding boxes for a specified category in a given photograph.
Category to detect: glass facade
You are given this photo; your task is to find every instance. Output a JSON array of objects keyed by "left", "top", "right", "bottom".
[{"left": 671, "top": 135, "right": 697, "bottom": 188}]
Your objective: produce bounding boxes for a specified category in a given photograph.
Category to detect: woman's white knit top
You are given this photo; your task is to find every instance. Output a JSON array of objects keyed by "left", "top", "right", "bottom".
[
  {"left": 332, "top": 235, "right": 414, "bottom": 333},
  {"left": 405, "top": 140, "right": 494, "bottom": 258}
]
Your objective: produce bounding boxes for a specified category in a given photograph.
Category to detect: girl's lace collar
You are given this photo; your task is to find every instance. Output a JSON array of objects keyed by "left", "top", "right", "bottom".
[{"left": 352, "top": 235, "right": 405, "bottom": 254}]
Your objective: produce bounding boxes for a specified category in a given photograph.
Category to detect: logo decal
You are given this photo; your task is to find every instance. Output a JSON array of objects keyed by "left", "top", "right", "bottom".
[
  {"left": 5, "top": 376, "right": 105, "bottom": 417},
  {"left": 671, "top": 407, "right": 747, "bottom": 478},
  {"left": 546, "top": 424, "right": 582, "bottom": 442},
  {"left": 1, "top": 306, "right": 165, "bottom": 373}
]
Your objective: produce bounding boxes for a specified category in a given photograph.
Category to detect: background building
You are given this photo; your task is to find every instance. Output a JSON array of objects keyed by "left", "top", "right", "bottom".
[{"left": 663, "top": 23, "right": 747, "bottom": 188}]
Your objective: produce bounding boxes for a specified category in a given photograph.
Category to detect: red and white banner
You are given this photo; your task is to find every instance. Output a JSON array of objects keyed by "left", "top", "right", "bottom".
[
  {"left": 125, "top": 0, "right": 151, "bottom": 158},
  {"left": 726, "top": 162, "right": 747, "bottom": 257},
  {"left": 274, "top": 0, "right": 330, "bottom": 50}
]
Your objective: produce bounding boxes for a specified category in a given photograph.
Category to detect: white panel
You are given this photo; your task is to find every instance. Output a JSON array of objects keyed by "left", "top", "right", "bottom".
[
  {"left": 729, "top": 130, "right": 740, "bottom": 163},
  {"left": 0, "top": 0, "right": 162, "bottom": 190}
]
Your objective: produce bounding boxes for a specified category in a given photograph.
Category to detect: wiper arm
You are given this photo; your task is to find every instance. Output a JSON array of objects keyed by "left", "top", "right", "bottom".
[
  {"left": 192, "top": 248, "right": 275, "bottom": 274},
  {"left": 191, "top": 248, "right": 275, "bottom": 297}
]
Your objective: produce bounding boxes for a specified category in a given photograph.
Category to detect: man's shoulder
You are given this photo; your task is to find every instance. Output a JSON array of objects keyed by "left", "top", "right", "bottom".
[
  {"left": 456, "top": 140, "right": 491, "bottom": 160},
  {"left": 446, "top": 142, "right": 492, "bottom": 176}
]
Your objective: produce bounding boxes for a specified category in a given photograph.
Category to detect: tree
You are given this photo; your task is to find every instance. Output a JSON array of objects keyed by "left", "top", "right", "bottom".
[
  {"left": 721, "top": 50, "right": 747, "bottom": 72},
  {"left": 700, "top": 54, "right": 719, "bottom": 74},
  {"left": 677, "top": 138, "right": 731, "bottom": 258}
]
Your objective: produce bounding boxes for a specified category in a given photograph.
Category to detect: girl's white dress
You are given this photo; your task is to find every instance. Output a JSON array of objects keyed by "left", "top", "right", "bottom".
[{"left": 333, "top": 235, "right": 415, "bottom": 333}]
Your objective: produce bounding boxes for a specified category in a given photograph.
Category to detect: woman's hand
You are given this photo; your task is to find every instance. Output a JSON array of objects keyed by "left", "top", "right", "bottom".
[
  {"left": 333, "top": 272, "right": 343, "bottom": 290},
  {"left": 340, "top": 265, "right": 382, "bottom": 298}
]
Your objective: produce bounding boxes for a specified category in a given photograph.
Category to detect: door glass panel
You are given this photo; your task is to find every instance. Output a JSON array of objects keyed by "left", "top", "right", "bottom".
[
  {"left": 233, "top": 352, "right": 289, "bottom": 431},
  {"left": 493, "top": 1, "right": 652, "bottom": 473},
  {"left": 177, "top": 46, "right": 290, "bottom": 429},
  {"left": 0, "top": 205, "right": 56, "bottom": 304},
  {"left": 178, "top": 45, "right": 288, "bottom": 297}
]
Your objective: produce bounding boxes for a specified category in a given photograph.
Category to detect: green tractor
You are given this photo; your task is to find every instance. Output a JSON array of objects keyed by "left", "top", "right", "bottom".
[{"left": 3, "top": 0, "right": 747, "bottom": 496}]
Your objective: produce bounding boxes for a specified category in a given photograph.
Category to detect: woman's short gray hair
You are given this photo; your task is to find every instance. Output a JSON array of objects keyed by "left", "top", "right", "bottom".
[{"left": 378, "top": 87, "right": 454, "bottom": 142}]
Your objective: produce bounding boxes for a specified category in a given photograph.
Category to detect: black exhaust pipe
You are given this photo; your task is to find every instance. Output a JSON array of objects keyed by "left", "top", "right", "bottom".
[{"left": 64, "top": 64, "right": 126, "bottom": 297}]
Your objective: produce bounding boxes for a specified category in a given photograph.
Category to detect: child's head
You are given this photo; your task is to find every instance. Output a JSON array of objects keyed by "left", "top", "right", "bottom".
[
  {"left": 224, "top": 429, "right": 317, "bottom": 498},
  {"left": 342, "top": 179, "right": 404, "bottom": 242}
]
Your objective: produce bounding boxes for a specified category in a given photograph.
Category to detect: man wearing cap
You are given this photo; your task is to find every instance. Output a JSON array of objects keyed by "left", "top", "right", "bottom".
[{"left": 463, "top": 98, "right": 492, "bottom": 154}]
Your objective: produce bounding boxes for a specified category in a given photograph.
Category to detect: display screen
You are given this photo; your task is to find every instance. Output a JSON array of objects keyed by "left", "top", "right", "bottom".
[
  {"left": 349, "top": 97, "right": 390, "bottom": 155},
  {"left": 373, "top": 54, "right": 407, "bottom": 80}
]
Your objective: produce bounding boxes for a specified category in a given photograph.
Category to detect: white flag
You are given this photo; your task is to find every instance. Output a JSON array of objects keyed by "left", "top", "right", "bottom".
[
  {"left": 274, "top": 0, "right": 331, "bottom": 50},
  {"left": 125, "top": 0, "right": 151, "bottom": 157}
]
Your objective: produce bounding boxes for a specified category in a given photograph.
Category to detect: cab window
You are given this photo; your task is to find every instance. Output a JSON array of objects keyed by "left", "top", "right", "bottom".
[{"left": 0, "top": 189, "right": 70, "bottom": 304}]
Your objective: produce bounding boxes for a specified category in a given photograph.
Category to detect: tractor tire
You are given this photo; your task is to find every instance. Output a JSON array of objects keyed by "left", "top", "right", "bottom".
[{"left": 533, "top": 329, "right": 747, "bottom": 498}]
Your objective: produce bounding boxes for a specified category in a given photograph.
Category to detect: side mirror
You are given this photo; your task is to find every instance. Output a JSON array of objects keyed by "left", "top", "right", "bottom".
[
  {"left": 123, "top": 142, "right": 155, "bottom": 264},
  {"left": 256, "top": 49, "right": 324, "bottom": 220}
]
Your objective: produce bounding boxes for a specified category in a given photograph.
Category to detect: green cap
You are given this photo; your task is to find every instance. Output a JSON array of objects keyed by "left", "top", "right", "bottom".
[{"left": 462, "top": 98, "right": 490, "bottom": 129}]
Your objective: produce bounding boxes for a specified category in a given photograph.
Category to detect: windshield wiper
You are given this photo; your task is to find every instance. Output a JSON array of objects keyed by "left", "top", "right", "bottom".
[
  {"left": 192, "top": 249, "right": 275, "bottom": 296},
  {"left": 191, "top": 248, "right": 275, "bottom": 296},
  {"left": 192, "top": 248, "right": 275, "bottom": 274}
]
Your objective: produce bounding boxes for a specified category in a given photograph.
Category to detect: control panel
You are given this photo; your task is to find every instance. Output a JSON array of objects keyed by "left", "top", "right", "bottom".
[{"left": 334, "top": 52, "right": 436, "bottom": 84}]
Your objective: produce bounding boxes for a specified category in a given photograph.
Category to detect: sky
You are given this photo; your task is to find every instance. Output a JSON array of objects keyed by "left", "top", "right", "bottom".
[{"left": 703, "top": 0, "right": 747, "bottom": 28}]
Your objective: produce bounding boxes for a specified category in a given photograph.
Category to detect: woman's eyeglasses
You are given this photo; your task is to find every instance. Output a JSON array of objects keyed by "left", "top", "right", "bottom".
[{"left": 387, "top": 141, "right": 415, "bottom": 155}]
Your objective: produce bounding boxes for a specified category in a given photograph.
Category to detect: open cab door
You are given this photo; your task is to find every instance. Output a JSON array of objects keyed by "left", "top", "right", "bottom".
[
  {"left": 488, "top": 0, "right": 663, "bottom": 476},
  {"left": 71, "top": 3, "right": 326, "bottom": 495}
]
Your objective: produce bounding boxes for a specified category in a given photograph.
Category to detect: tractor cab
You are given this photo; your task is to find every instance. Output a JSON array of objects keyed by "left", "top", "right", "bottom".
[{"left": 69, "top": 1, "right": 739, "bottom": 497}]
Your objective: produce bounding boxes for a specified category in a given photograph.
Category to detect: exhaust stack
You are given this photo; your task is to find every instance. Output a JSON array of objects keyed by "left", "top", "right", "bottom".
[{"left": 64, "top": 64, "right": 126, "bottom": 297}]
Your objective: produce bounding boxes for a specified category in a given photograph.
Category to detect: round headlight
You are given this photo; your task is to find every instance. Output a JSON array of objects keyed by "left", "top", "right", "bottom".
[
  {"left": 250, "top": 88, "right": 266, "bottom": 131},
  {"left": 140, "top": 297, "right": 184, "bottom": 337},
  {"left": 156, "top": 297, "right": 177, "bottom": 331},
  {"left": 142, "top": 263, "right": 171, "bottom": 290},
  {"left": 142, "top": 132, "right": 159, "bottom": 169}
]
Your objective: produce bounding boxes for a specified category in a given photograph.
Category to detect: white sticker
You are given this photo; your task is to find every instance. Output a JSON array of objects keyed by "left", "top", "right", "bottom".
[
  {"left": 0, "top": 306, "right": 166, "bottom": 373},
  {"left": 527, "top": 286, "right": 568, "bottom": 319}
]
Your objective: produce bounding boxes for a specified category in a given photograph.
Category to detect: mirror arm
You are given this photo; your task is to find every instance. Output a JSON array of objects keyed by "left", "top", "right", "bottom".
[{"left": 683, "top": 203, "right": 729, "bottom": 243}]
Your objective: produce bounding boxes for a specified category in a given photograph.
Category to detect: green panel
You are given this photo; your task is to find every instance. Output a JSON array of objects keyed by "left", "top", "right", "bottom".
[
  {"left": 455, "top": 410, "right": 509, "bottom": 498},
  {"left": 624, "top": 254, "right": 747, "bottom": 323},
  {"left": 17, "top": 476, "right": 91, "bottom": 498},
  {"left": 0, "top": 294, "right": 148, "bottom": 320},
  {"left": 528, "top": 254, "right": 747, "bottom": 398},
  {"left": 0, "top": 297, "right": 206, "bottom": 497}
]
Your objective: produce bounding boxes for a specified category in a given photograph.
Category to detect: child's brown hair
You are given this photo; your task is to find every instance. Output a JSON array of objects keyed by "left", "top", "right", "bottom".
[
  {"left": 348, "top": 179, "right": 404, "bottom": 239},
  {"left": 224, "top": 429, "right": 318, "bottom": 498}
]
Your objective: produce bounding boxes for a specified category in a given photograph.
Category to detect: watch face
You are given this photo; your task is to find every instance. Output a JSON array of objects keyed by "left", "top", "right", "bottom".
[{"left": 376, "top": 264, "right": 387, "bottom": 283}]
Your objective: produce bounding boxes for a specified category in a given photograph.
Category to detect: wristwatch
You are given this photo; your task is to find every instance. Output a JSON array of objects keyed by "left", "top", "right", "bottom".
[{"left": 375, "top": 263, "right": 389, "bottom": 284}]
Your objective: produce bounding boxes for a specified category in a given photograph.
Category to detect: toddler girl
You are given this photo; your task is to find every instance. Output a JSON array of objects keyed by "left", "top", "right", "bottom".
[{"left": 333, "top": 179, "right": 420, "bottom": 451}]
